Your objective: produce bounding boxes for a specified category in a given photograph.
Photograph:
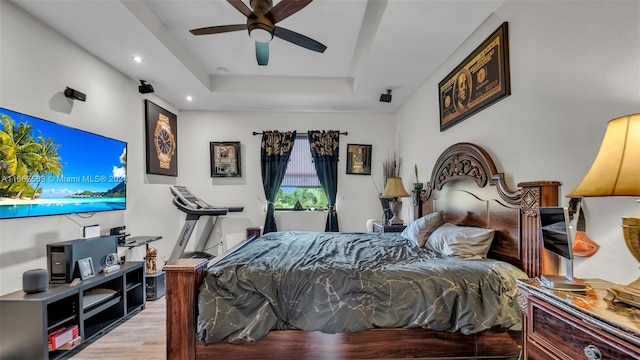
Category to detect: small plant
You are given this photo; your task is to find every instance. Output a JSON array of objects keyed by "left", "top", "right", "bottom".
[{"left": 413, "top": 164, "right": 424, "bottom": 190}]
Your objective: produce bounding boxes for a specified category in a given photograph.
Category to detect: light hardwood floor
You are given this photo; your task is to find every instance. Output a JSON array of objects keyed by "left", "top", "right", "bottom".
[{"left": 70, "top": 297, "right": 166, "bottom": 359}]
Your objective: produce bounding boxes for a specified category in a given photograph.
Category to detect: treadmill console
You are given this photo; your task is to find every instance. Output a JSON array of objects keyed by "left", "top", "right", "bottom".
[{"left": 170, "top": 185, "right": 210, "bottom": 209}]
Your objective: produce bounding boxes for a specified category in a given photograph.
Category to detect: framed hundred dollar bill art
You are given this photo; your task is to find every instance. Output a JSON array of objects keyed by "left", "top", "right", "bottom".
[{"left": 439, "top": 22, "right": 511, "bottom": 131}]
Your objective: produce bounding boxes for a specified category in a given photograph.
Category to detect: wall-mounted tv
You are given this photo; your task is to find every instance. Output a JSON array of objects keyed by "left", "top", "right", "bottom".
[{"left": 0, "top": 107, "right": 126, "bottom": 219}]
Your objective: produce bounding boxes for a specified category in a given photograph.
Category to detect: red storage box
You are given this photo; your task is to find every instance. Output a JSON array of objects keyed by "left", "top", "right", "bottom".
[{"left": 48, "top": 325, "right": 79, "bottom": 351}]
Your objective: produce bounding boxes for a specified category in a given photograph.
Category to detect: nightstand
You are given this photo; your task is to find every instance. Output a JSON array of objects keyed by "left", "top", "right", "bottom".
[
  {"left": 517, "top": 278, "right": 640, "bottom": 359},
  {"left": 372, "top": 222, "right": 406, "bottom": 233}
]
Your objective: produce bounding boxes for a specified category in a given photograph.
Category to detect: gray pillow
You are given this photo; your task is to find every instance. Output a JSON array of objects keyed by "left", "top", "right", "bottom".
[
  {"left": 425, "top": 223, "right": 495, "bottom": 259},
  {"left": 401, "top": 211, "right": 445, "bottom": 247}
]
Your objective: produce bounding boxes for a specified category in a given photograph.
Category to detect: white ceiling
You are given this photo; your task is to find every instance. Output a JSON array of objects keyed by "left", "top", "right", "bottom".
[{"left": 12, "top": 0, "right": 505, "bottom": 114}]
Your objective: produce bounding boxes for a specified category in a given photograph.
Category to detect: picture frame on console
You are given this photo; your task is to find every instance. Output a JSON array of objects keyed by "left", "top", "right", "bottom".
[
  {"left": 77, "top": 257, "right": 95, "bottom": 280},
  {"left": 145, "top": 100, "right": 178, "bottom": 176},
  {"left": 210, "top": 141, "right": 241, "bottom": 177},
  {"left": 438, "top": 22, "right": 511, "bottom": 131}
]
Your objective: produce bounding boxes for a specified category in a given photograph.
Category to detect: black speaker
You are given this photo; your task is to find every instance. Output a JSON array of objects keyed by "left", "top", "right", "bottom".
[
  {"left": 138, "top": 80, "right": 154, "bottom": 94},
  {"left": 47, "top": 236, "right": 117, "bottom": 283},
  {"left": 145, "top": 271, "right": 165, "bottom": 301},
  {"left": 23, "top": 269, "right": 49, "bottom": 294},
  {"left": 379, "top": 89, "right": 392, "bottom": 103},
  {"left": 64, "top": 87, "right": 86, "bottom": 101}
]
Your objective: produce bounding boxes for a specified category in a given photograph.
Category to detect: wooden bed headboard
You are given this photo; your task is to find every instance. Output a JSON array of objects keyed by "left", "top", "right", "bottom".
[{"left": 412, "top": 142, "right": 560, "bottom": 278}]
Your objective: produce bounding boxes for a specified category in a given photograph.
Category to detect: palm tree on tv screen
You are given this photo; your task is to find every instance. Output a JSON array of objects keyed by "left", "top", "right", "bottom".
[
  {"left": 29, "top": 134, "right": 63, "bottom": 200},
  {"left": 0, "top": 115, "right": 62, "bottom": 199}
]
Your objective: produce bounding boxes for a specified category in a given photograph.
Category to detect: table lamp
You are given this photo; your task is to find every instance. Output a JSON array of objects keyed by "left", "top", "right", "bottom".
[
  {"left": 381, "top": 177, "right": 411, "bottom": 225},
  {"left": 567, "top": 113, "right": 640, "bottom": 307}
]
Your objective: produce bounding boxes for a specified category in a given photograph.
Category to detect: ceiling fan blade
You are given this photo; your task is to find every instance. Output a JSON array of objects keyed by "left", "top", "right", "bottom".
[
  {"left": 255, "top": 42, "right": 269, "bottom": 66},
  {"left": 273, "top": 26, "right": 326, "bottom": 53},
  {"left": 190, "top": 24, "right": 247, "bottom": 36},
  {"left": 227, "top": 0, "right": 253, "bottom": 18},
  {"left": 266, "top": 0, "right": 313, "bottom": 24}
]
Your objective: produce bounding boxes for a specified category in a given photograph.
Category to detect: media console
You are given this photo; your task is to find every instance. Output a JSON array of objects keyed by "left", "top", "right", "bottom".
[{"left": 0, "top": 262, "right": 145, "bottom": 359}]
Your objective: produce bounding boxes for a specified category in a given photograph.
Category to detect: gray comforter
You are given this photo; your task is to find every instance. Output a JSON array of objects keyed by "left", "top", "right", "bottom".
[{"left": 197, "top": 231, "right": 527, "bottom": 344}]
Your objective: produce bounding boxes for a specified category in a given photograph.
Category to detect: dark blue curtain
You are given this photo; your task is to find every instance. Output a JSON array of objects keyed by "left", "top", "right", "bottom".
[
  {"left": 308, "top": 130, "right": 340, "bottom": 232},
  {"left": 261, "top": 130, "right": 296, "bottom": 233}
]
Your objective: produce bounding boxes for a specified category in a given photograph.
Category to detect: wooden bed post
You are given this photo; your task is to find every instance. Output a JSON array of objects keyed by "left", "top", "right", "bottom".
[
  {"left": 164, "top": 258, "right": 209, "bottom": 360},
  {"left": 518, "top": 181, "right": 561, "bottom": 278}
]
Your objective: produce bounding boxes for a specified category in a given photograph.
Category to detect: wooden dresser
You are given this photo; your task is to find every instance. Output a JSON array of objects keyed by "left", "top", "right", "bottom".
[{"left": 517, "top": 278, "right": 640, "bottom": 359}]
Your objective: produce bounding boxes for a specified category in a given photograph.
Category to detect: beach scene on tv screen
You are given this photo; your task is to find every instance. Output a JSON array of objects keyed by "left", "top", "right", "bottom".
[{"left": 0, "top": 108, "right": 126, "bottom": 219}]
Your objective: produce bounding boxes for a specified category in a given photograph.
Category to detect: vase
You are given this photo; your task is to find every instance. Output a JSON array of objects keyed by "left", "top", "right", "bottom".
[{"left": 380, "top": 198, "right": 393, "bottom": 224}]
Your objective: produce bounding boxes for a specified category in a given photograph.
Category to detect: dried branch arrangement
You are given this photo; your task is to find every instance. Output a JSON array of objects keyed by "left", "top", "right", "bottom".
[{"left": 383, "top": 151, "right": 400, "bottom": 184}]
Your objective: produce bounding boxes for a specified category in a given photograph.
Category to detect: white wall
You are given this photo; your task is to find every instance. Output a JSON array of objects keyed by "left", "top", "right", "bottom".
[
  {"left": 396, "top": 1, "right": 640, "bottom": 285},
  {"left": 0, "top": 1, "right": 395, "bottom": 294}
]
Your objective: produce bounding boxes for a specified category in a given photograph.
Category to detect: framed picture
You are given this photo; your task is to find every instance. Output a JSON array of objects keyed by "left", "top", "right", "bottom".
[
  {"left": 346, "top": 144, "right": 372, "bottom": 175},
  {"left": 145, "top": 100, "right": 178, "bottom": 176},
  {"left": 439, "top": 22, "right": 511, "bottom": 131},
  {"left": 77, "top": 257, "right": 95, "bottom": 280},
  {"left": 210, "top": 142, "right": 241, "bottom": 177}
]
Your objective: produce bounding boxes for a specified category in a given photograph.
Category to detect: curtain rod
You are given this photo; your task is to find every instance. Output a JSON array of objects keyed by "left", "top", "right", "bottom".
[{"left": 252, "top": 131, "right": 348, "bottom": 136}]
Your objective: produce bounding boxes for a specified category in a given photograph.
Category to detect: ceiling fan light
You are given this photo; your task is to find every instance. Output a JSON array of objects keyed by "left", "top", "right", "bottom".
[{"left": 249, "top": 28, "right": 273, "bottom": 42}]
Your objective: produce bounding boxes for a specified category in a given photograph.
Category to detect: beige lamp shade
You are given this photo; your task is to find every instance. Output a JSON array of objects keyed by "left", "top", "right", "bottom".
[
  {"left": 568, "top": 113, "right": 640, "bottom": 308},
  {"left": 381, "top": 177, "right": 410, "bottom": 198},
  {"left": 568, "top": 113, "right": 640, "bottom": 197}
]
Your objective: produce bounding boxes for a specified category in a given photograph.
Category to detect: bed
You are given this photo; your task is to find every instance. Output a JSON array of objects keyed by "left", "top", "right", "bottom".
[{"left": 164, "top": 142, "right": 561, "bottom": 359}]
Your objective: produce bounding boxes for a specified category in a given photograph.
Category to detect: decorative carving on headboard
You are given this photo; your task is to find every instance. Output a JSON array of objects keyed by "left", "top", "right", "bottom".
[
  {"left": 422, "top": 142, "right": 520, "bottom": 205},
  {"left": 520, "top": 186, "right": 541, "bottom": 217},
  {"left": 436, "top": 153, "right": 487, "bottom": 188},
  {"left": 518, "top": 181, "right": 561, "bottom": 217}
]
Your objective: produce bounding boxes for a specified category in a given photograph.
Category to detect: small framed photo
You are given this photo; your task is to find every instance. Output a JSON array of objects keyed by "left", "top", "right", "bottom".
[
  {"left": 210, "top": 142, "right": 241, "bottom": 177},
  {"left": 346, "top": 144, "right": 372, "bottom": 175},
  {"left": 77, "top": 257, "right": 95, "bottom": 280}
]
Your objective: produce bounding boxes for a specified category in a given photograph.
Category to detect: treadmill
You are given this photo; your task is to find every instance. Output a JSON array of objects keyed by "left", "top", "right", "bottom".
[{"left": 167, "top": 185, "right": 243, "bottom": 264}]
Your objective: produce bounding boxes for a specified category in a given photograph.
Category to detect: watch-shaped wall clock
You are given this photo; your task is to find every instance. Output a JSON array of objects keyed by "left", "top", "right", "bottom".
[
  {"left": 145, "top": 100, "right": 178, "bottom": 176},
  {"left": 154, "top": 113, "right": 175, "bottom": 169}
]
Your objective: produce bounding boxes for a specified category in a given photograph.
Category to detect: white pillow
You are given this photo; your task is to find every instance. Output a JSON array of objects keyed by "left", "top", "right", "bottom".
[
  {"left": 401, "top": 211, "right": 445, "bottom": 247},
  {"left": 425, "top": 223, "right": 495, "bottom": 259}
]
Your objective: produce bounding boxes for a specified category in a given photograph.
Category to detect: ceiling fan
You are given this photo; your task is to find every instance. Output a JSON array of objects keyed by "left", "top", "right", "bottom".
[{"left": 190, "top": 0, "right": 327, "bottom": 66}]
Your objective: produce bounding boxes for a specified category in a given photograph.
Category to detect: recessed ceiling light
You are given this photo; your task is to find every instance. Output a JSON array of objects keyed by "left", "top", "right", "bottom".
[
  {"left": 186, "top": 96, "right": 193, "bottom": 102},
  {"left": 216, "top": 67, "right": 229, "bottom": 75},
  {"left": 132, "top": 55, "right": 144, "bottom": 63}
]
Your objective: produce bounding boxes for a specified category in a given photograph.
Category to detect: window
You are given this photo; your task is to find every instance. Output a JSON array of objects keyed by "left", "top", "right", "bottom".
[{"left": 275, "top": 135, "right": 327, "bottom": 210}]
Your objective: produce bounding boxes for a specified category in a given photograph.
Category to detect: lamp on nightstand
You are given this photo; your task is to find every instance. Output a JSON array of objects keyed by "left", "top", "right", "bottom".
[
  {"left": 381, "top": 177, "right": 411, "bottom": 225},
  {"left": 567, "top": 113, "right": 640, "bottom": 307}
]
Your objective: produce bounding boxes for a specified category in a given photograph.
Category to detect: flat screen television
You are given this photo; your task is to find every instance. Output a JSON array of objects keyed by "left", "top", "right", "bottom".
[
  {"left": 0, "top": 107, "right": 126, "bottom": 219},
  {"left": 539, "top": 207, "right": 588, "bottom": 291}
]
